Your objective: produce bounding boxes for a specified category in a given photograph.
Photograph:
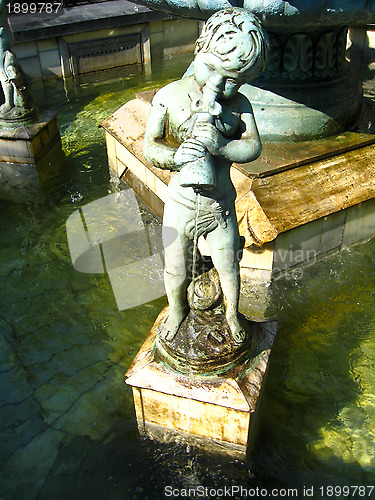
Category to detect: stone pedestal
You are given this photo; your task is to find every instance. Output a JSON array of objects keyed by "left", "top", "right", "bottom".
[
  {"left": 126, "top": 307, "right": 277, "bottom": 456},
  {"left": 0, "top": 111, "right": 64, "bottom": 202}
]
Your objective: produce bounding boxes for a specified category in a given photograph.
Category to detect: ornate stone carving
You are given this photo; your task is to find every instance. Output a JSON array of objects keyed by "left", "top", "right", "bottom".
[
  {"left": 258, "top": 27, "right": 349, "bottom": 81},
  {"left": 282, "top": 33, "right": 313, "bottom": 80},
  {"left": 261, "top": 33, "right": 282, "bottom": 79},
  {"left": 336, "top": 27, "right": 348, "bottom": 72},
  {"left": 315, "top": 31, "right": 337, "bottom": 78}
]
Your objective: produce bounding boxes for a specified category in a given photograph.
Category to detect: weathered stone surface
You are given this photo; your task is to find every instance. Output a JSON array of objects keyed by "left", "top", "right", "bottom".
[
  {"left": 0, "top": 411, "right": 47, "bottom": 469},
  {"left": 0, "top": 332, "right": 18, "bottom": 373},
  {"left": 52, "top": 365, "right": 127, "bottom": 440},
  {"left": 155, "top": 307, "right": 255, "bottom": 376},
  {"left": 0, "top": 111, "right": 64, "bottom": 202},
  {"left": 126, "top": 307, "right": 277, "bottom": 452},
  {"left": 0, "top": 396, "right": 41, "bottom": 434},
  {"left": 34, "top": 361, "right": 111, "bottom": 426}
]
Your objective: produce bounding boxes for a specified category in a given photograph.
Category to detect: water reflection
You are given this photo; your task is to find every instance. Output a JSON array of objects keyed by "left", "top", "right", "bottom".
[{"left": 0, "top": 55, "right": 374, "bottom": 498}]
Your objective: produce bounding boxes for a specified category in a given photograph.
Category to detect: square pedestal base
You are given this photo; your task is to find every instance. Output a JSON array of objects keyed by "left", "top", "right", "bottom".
[
  {"left": 125, "top": 307, "right": 277, "bottom": 456},
  {"left": 0, "top": 111, "right": 64, "bottom": 202}
]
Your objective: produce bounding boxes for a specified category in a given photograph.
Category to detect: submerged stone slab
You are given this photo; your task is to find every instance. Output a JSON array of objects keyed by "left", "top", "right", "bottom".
[{"left": 125, "top": 307, "right": 277, "bottom": 455}]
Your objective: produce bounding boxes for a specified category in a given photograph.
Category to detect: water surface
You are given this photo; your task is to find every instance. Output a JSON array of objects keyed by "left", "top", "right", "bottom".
[{"left": 0, "top": 56, "right": 374, "bottom": 499}]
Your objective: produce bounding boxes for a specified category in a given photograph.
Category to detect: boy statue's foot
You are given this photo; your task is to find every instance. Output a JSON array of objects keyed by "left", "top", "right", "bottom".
[
  {"left": 0, "top": 103, "right": 12, "bottom": 116},
  {"left": 159, "top": 308, "right": 189, "bottom": 342},
  {"left": 226, "top": 312, "right": 246, "bottom": 345}
]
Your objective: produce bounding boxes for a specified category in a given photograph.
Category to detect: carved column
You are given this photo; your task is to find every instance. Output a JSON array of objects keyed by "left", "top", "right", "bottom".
[{"left": 243, "top": 26, "right": 362, "bottom": 140}]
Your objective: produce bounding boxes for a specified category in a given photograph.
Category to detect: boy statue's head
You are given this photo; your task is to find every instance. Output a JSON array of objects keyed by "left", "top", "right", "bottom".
[{"left": 194, "top": 8, "right": 269, "bottom": 86}]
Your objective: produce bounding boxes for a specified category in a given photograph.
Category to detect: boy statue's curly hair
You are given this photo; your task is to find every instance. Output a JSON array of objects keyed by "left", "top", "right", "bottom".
[{"left": 195, "top": 8, "right": 269, "bottom": 83}]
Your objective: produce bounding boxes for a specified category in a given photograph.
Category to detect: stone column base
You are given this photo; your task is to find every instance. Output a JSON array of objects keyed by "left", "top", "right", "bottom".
[
  {"left": 125, "top": 307, "right": 277, "bottom": 456},
  {"left": 0, "top": 111, "right": 64, "bottom": 202}
]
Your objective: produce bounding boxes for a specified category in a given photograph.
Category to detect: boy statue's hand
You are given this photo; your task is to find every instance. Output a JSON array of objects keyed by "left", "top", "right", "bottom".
[
  {"left": 192, "top": 121, "right": 221, "bottom": 154},
  {"left": 174, "top": 138, "right": 207, "bottom": 167}
]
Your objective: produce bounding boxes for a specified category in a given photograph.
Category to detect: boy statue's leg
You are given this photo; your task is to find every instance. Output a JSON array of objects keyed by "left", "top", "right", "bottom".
[
  {"left": 163, "top": 267, "right": 190, "bottom": 341},
  {"left": 205, "top": 211, "right": 245, "bottom": 344},
  {"left": 161, "top": 200, "right": 193, "bottom": 341},
  {"left": 0, "top": 80, "right": 13, "bottom": 114}
]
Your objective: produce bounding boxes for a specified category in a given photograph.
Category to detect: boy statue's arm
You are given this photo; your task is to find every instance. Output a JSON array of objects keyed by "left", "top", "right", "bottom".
[{"left": 143, "top": 90, "right": 180, "bottom": 171}]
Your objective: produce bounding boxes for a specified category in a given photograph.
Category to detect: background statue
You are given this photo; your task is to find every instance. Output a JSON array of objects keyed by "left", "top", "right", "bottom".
[
  {"left": 0, "top": 0, "right": 38, "bottom": 124},
  {"left": 144, "top": 8, "right": 269, "bottom": 346}
]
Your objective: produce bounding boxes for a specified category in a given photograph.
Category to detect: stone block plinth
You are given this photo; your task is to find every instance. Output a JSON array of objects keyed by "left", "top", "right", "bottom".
[
  {"left": 125, "top": 307, "right": 277, "bottom": 456},
  {"left": 0, "top": 111, "right": 64, "bottom": 202}
]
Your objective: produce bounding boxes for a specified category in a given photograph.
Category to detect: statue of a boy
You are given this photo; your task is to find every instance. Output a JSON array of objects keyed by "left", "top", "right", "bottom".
[
  {"left": 144, "top": 8, "right": 268, "bottom": 344},
  {"left": 0, "top": 0, "right": 37, "bottom": 122},
  {"left": 0, "top": 0, "right": 14, "bottom": 115}
]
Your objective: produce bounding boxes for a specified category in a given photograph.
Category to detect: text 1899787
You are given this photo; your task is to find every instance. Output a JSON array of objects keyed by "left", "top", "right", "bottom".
[{"left": 7, "top": 2, "right": 62, "bottom": 14}]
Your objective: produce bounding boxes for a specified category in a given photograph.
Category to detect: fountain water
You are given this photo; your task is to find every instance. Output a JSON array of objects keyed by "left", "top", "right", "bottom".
[
  {"left": 0, "top": 51, "right": 374, "bottom": 497},
  {"left": 191, "top": 191, "right": 201, "bottom": 309}
]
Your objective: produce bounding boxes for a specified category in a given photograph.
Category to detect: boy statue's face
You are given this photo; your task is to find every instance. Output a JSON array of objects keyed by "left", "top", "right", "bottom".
[{"left": 193, "top": 51, "right": 244, "bottom": 101}]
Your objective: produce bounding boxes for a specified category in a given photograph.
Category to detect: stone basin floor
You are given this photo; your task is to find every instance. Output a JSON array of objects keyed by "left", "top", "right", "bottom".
[{"left": 0, "top": 56, "right": 375, "bottom": 498}]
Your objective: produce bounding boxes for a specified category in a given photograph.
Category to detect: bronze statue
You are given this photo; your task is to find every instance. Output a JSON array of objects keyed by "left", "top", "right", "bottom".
[
  {"left": 0, "top": 0, "right": 38, "bottom": 124},
  {"left": 144, "top": 8, "right": 268, "bottom": 345}
]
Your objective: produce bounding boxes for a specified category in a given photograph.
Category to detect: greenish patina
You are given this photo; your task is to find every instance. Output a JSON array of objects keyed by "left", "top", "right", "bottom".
[
  {"left": 144, "top": 8, "right": 268, "bottom": 365},
  {"left": 0, "top": 0, "right": 38, "bottom": 127}
]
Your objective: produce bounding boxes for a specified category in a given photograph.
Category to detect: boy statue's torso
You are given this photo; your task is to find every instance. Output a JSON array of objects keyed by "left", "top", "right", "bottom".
[
  {"left": 162, "top": 76, "right": 244, "bottom": 206},
  {"left": 165, "top": 76, "right": 242, "bottom": 145}
]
